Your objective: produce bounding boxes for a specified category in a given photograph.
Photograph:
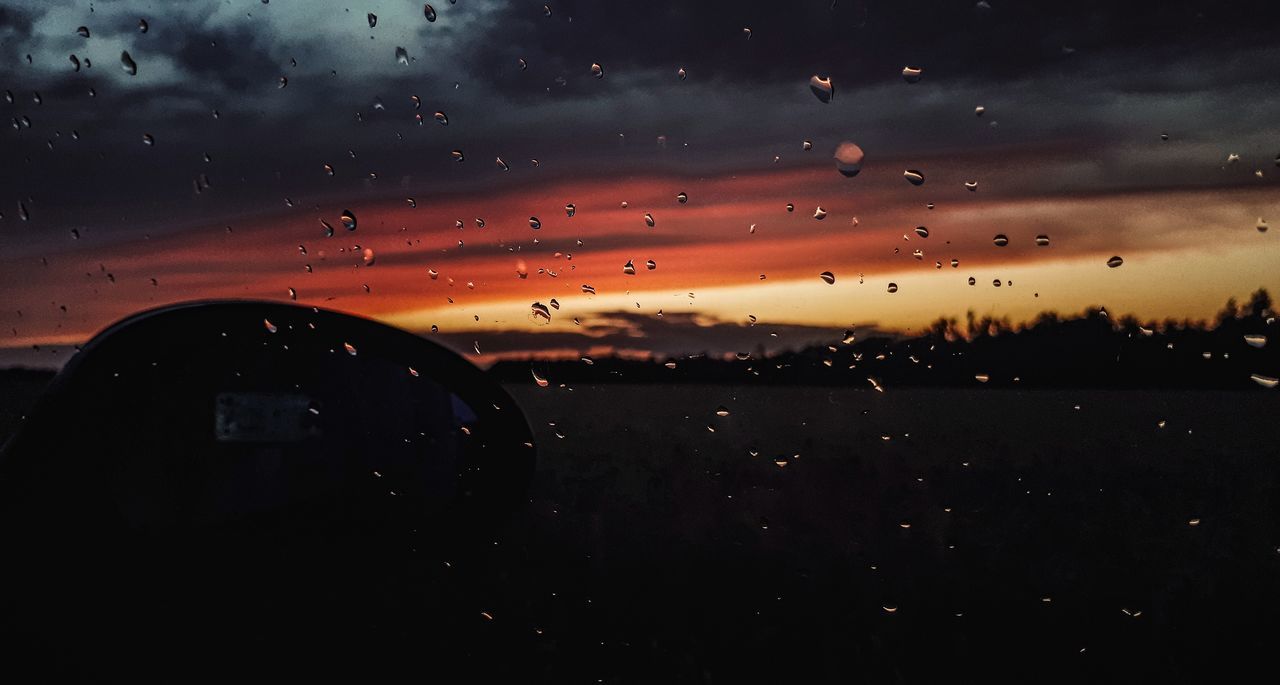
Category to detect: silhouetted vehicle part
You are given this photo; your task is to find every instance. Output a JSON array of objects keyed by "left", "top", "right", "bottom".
[{"left": 0, "top": 301, "right": 534, "bottom": 680}]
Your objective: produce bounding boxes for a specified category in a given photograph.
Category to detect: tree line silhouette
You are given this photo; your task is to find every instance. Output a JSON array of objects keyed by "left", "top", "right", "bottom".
[{"left": 491, "top": 289, "right": 1278, "bottom": 389}]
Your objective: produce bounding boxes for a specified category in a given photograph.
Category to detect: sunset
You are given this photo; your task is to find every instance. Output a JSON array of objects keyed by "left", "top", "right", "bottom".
[{"left": 1, "top": 1, "right": 1278, "bottom": 681}]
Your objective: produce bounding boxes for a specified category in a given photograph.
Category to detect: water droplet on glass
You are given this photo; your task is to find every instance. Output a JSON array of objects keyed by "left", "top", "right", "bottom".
[
  {"left": 968, "top": 276, "right": 976, "bottom": 285},
  {"left": 532, "top": 369, "right": 549, "bottom": 387},
  {"left": 904, "top": 169, "right": 925, "bottom": 186},
  {"left": 70, "top": 54, "right": 81, "bottom": 72},
  {"left": 785, "top": 203, "right": 795, "bottom": 213},
  {"left": 367, "top": 12, "right": 378, "bottom": 28},
  {"left": 340, "top": 209, "right": 357, "bottom": 231},
  {"left": 964, "top": 181, "right": 978, "bottom": 191},
  {"left": 809, "top": 75, "right": 833, "bottom": 103},
  {"left": 887, "top": 282, "right": 899, "bottom": 293},
  {"left": 901, "top": 66, "right": 922, "bottom": 83},
  {"left": 1256, "top": 218, "right": 1268, "bottom": 233},
  {"left": 992, "top": 234, "right": 1008, "bottom": 247},
  {"left": 915, "top": 226, "right": 929, "bottom": 238},
  {"left": 278, "top": 76, "right": 288, "bottom": 88},
  {"left": 142, "top": 133, "right": 155, "bottom": 146},
  {"left": 531, "top": 302, "right": 551, "bottom": 322},
  {"left": 518, "top": 57, "right": 528, "bottom": 71},
  {"left": 819, "top": 271, "right": 836, "bottom": 285},
  {"left": 714, "top": 406, "right": 730, "bottom": 417},
  {"left": 677, "top": 192, "right": 688, "bottom": 204},
  {"left": 834, "top": 141, "right": 865, "bottom": 177},
  {"left": 496, "top": 156, "right": 510, "bottom": 171},
  {"left": 1251, "top": 374, "right": 1279, "bottom": 388},
  {"left": 1106, "top": 256, "right": 1124, "bottom": 268},
  {"left": 120, "top": 51, "right": 137, "bottom": 75},
  {"left": 591, "top": 62, "right": 604, "bottom": 79},
  {"left": 644, "top": 213, "right": 655, "bottom": 227},
  {"left": 362, "top": 248, "right": 376, "bottom": 266},
  {"left": 565, "top": 203, "right": 576, "bottom": 217},
  {"left": 434, "top": 111, "right": 448, "bottom": 125},
  {"left": 646, "top": 259, "right": 656, "bottom": 270},
  {"left": 1244, "top": 334, "right": 1267, "bottom": 348},
  {"left": 138, "top": 18, "right": 149, "bottom": 33},
  {"left": 677, "top": 67, "right": 687, "bottom": 80},
  {"left": 77, "top": 26, "right": 90, "bottom": 38},
  {"left": 451, "top": 149, "right": 465, "bottom": 162},
  {"left": 975, "top": 105, "right": 985, "bottom": 117},
  {"left": 1035, "top": 234, "right": 1050, "bottom": 246},
  {"left": 344, "top": 342, "right": 358, "bottom": 356},
  {"left": 813, "top": 207, "right": 827, "bottom": 220},
  {"left": 581, "top": 284, "right": 596, "bottom": 295},
  {"left": 395, "top": 47, "right": 409, "bottom": 65},
  {"left": 529, "top": 216, "right": 541, "bottom": 229},
  {"left": 623, "top": 260, "right": 636, "bottom": 275},
  {"left": 424, "top": 3, "right": 437, "bottom": 21}
]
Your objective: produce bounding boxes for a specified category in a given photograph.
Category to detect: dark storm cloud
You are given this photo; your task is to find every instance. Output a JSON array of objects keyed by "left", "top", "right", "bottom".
[{"left": 431, "top": 309, "right": 887, "bottom": 359}]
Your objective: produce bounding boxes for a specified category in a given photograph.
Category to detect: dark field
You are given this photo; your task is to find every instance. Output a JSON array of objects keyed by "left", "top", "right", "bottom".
[{"left": 3, "top": 379, "right": 1280, "bottom": 682}]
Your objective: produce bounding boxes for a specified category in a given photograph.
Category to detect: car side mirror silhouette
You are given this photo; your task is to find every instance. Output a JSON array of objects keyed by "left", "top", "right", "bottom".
[{"left": 0, "top": 301, "right": 535, "bottom": 678}]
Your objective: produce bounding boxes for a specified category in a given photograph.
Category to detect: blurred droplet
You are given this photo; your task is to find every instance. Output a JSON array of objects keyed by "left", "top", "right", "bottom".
[
  {"left": 264, "top": 319, "right": 278, "bottom": 333},
  {"left": 968, "top": 276, "right": 976, "bottom": 285},
  {"left": 992, "top": 234, "right": 1008, "bottom": 247},
  {"left": 344, "top": 342, "right": 358, "bottom": 356},
  {"left": 834, "top": 141, "right": 865, "bottom": 177},
  {"left": 901, "top": 66, "right": 922, "bottom": 83},
  {"left": 1107, "top": 256, "right": 1124, "bottom": 268},
  {"left": 809, "top": 75, "right": 833, "bottom": 103},
  {"left": 565, "top": 203, "right": 576, "bottom": 217},
  {"left": 395, "top": 47, "right": 409, "bottom": 65},
  {"left": 323, "top": 163, "right": 335, "bottom": 176},
  {"left": 142, "top": 133, "right": 155, "bottom": 146},
  {"left": 277, "top": 76, "right": 287, "bottom": 88},
  {"left": 623, "top": 260, "right": 636, "bottom": 275},
  {"left": 975, "top": 105, "right": 985, "bottom": 116},
  {"left": 786, "top": 203, "right": 795, "bottom": 213},
  {"left": 77, "top": 26, "right": 90, "bottom": 38},
  {"left": 532, "top": 369, "right": 549, "bottom": 387},
  {"left": 138, "top": 18, "right": 149, "bottom": 33},
  {"left": 451, "top": 150, "right": 465, "bottom": 162},
  {"left": 591, "top": 62, "right": 604, "bottom": 79},
  {"left": 1251, "top": 374, "right": 1278, "bottom": 388},
  {"left": 120, "top": 51, "right": 137, "bottom": 75},
  {"left": 677, "top": 67, "right": 686, "bottom": 80},
  {"left": 1244, "top": 334, "right": 1267, "bottom": 348},
  {"left": 362, "top": 248, "right": 376, "bottom": 266},
  {"left": 434, "top": 111, "right": 448, "bottom": 125}
]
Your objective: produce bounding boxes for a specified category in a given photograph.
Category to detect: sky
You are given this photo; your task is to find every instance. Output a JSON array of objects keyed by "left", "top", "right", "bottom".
[{"left": 1, "top": 0, "right": 1277, "bottom": 368}]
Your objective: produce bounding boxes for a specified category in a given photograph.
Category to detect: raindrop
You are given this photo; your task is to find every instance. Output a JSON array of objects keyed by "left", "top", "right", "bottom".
[
  {"left": 1257, "top": 219, "right": 1268, "bottom": 233},
  {"left": 278, "top": 76, "right": 288, "bottom": 88},
  {"left": 1251, "top": 374, "right": 1279, "bottom": 388},
  {"left": 623, "top": 260, "right": 636, "bottom": 275},
  {"left": 819, "top": 271, "right": 836, "bottom": 285},
  {"left": 340, "top": 209, "right": 357, "bottom": 231},
  {"left": 518, "top": 58, "right": 528, "bottom": 71},
  {"left": 677, "top": 67, "right": 687, "bottom": 80},
  {"left": 964, "top": 181, "right": 978, "bottom": 192},
  {"left": 70, "top": 54, "right": 81, "bottom": 72},
  {"left": 344, "top": 342, "right": 358, "bottom": 356},
  {"left": 715, "top": 406, "right": 730, "bottom": 417},
  {"left": 1106, "top": 256, "right": 1124, "bottom": 268},
  {"left": 785, "top": 203, "right": 795, "bottom": 213},
  {"left": 975, "top": 374, "right": 990, "bottom": 383},
  {"left": 367, "top": 13, "right": 378, "bottom": 28},
  {"left": 992, "top": 234, "right": 1008, "bottom": 247},
  {"left": 591, "top": 62, "right": 604, "bottom": 79},
  {"left": 581, "top": 284, "right": 596, "bottom": 294},
  {"left": 120, "top": 51, "right": 137, "bottom": 76},
  {"left": 529, "top": 216, "right": 541, "bottom": 229},
  {"left": 1035, "top": 234, "right": 1050, "bottom": 246},
  {"left": 323, "top": 163, "right": 335, "bottom": 176},
  {"left": 992, "top": 279, "right": 1002, "bottom": 287},
  {"left": 904, "top": 169, "right": 925, "bottom": 186},
  {"left": 362, "top": 248, "right": 376, "bottom": 266},
  {"left": 77, "top": 26, "right": 90, "bottom": 38},
  {"left": 1243, "top": 334, "right": 1267, "bottom": 348},
  {"left": 451, "top": 150, "right": 465, "bottom": 162},
  {"left": 496, "top": 156, "right": 509, "bottom": 171},
  {"left": 887, "top": 283, "right": 899, "bottom": 293},
  {"left": 264, "top": 319, "right": 278, "bottom": 333},
  {"left": 834, "top": 141, "right": 865, "bottom": 177},
  {"left": 645, "top": 259, "right": 656, "bottom": 270},
  {"left": 395, "top": 47, "right": 409, "bottom": 65},
  {"left": 424, "top": 4, "right": 437, "bottom": 21},
  {"left": 138, "top": 18, "right": 149, "bottom": 33},
  {"left": 809, "top": 75, "right": 834, "bottom": 103},
  {"left": 532, "top": 369, "right": 549, "bottom": 387},
  {"left": 968, "top": 276, "right": 976, "bottom": 285},
  {"left": 320, "top": 220, "right": 335, "bottom": 237},
  {"left": 914, "top": 226, "right": 929, "bottom": 238},
  {"left": 975, "top": 105, "right": 985, "bottom": 116},
  {"left": 644, "top": 213, "right": 655, "bottom": 227},
  {"left": 407, "top": 198, "right": 417, "bottom": 208},
  {"left": 901, "top": 66, "right": 923, "bottom": 83},
  {"left": 531, "top": 302, "right": 551, "bottom": 322},
  {"left": 677, "top": 192, "right": 688, "bottom": 204},
  {"left": 565, "top": 203, "right": 576, "bottom": 217},
  {"left": 813, "top": 207, "right": 827, "bottom": 220},
  {"left": 142, "top": 133, "right": 155, "bottom": 146}
]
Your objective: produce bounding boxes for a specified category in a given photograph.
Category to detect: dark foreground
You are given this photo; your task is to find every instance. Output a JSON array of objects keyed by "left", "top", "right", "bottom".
[{"left": 3, "top": 379, "right": 1279, "bottom": 682}]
